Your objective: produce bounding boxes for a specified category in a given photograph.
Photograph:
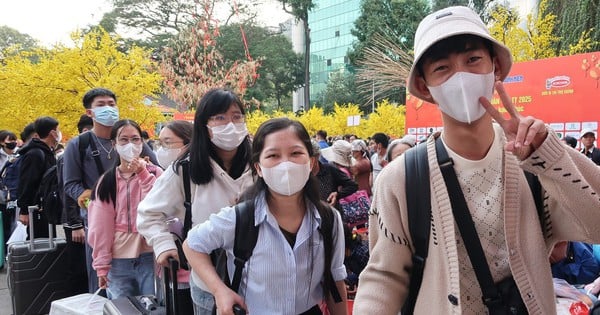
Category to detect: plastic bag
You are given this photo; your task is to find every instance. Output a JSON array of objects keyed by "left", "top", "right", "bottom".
[{"left": 6, "top": 221, "right": 27, "bottom": 245}]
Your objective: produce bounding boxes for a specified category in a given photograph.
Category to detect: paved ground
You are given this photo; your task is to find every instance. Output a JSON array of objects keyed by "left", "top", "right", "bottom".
[{"left": 1, "top": 261, "right": 13, "bottom": 315}]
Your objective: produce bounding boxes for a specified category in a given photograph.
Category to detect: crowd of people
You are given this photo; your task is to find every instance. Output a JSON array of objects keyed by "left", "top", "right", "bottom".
[{"left": 2, "top": 5, "right": 600, "bottom": 315}]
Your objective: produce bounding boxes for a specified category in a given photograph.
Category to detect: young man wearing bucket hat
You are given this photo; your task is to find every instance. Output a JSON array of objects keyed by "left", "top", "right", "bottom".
[{"left": 353, "top": 6, "right": 600, "bottom": 315}]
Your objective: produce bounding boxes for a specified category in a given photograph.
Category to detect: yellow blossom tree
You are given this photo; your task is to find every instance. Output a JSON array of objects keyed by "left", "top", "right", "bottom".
[
  {"left": 328, "top": 103, "right": 366, "bottom": 138},
  {"left": 297, "top": 106, "right": 334, "bottom": 137},
  {"left": 488, "top": 0, "right": 591, "bottom": 62},
  {"left": 0, "top": 28, "right": 164, "bottom": 138},
  {"left": 363, "top": 100, "right": 406, "bottom": 139}
]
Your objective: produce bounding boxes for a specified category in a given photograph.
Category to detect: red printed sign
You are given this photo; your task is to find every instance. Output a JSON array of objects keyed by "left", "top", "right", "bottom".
[{"left": 405, "top": 52, "right": 600, "bottom": 144}]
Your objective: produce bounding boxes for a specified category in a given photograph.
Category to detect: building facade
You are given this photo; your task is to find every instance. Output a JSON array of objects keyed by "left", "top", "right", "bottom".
[{"left": 308, "top": 0, "right": 361, "bottom": 106}]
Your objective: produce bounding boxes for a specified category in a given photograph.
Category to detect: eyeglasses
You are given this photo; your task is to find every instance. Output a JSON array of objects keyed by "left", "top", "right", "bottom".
[
  {"left": 208, "top": 113, "right": 245, "bottom": 125},
  {"left": 117, "top": 137, "right": 143, "bottom": 145},
  {"left": 157, "top": 140, "right": 184, "bottom": 149}
]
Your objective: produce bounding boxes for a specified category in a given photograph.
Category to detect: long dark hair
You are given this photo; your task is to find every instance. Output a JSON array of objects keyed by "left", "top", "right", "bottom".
[
  {"left": 241, "top": 117, "right": 338, "bottom": 299},
  {"left": 177, "top": 88, "right": 251, "bottom": 184},
  {"left": 92, "top": 119, "right": 148, "bottom": 205}
]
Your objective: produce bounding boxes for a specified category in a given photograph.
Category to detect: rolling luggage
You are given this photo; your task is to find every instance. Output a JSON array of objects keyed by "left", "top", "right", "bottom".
[
  {"left": 103, "top": 257, "right": 179, "bottom": 315},
  {"left": 8, "top": 205, "right": 70, "bottom": 315}
]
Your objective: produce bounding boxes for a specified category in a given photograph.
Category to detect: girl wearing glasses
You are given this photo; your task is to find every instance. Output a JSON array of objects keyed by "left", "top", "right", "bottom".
[
  {"left": 87, "top": 119, "right": 163, "bottom": 299},
  {"left": 137, "top": 88, "right": 255, "bottom": 314}
]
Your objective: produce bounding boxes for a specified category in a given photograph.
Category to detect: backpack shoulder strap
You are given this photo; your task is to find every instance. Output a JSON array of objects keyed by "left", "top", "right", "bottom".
[
  {"left": 230, "top": 201, "right": 259, "bottom": 292},
  {"left": 80, "top": 132, "right": 104, "bottom": 179},
  {"left": 180, "top": 159, "right": 193, "bottom": 240},
  {"left": 402, "top": 142, "right": 431, "bottom": 314},
  {"left": 524, "top": 171, "right": 545, "bottom": 235}
]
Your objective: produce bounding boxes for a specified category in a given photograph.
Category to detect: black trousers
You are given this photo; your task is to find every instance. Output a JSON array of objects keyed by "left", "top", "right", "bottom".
[{"left": 63, "top": 227, "right": 89, "bottom": 295}]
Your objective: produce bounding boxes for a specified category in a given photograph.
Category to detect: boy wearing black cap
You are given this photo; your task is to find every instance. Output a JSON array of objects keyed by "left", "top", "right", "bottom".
[{"left": 354, "top": 6, "right": 600, "bottom": 314}]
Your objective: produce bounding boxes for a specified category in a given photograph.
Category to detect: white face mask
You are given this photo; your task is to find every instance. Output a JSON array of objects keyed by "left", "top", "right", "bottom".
[
  {"left": 116, "top": 143, "right": 143, "bottom": 162},
  {"left": 156, "top": 147, "right": 181, "bottom": 169},
  {"left": 55, "top": 130, "right": 63, "bottom": 144},
  {"left": 209, "top": 122, "right": 248, "bottom": 151},
  {"left": 260, "top": 161, "right": 311, "bottom": 196},
  {"left": 428, "top": 69, "right": 495, "bottom": 124}
]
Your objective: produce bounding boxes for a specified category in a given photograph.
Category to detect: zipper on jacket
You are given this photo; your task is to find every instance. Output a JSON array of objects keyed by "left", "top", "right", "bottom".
[{"left": 126, "top": 177, "right": 132, "bottom": 233}]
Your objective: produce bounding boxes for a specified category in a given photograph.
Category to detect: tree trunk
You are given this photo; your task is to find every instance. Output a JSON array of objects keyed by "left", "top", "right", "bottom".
[{"left": 303, "top": 18, "right": 310, "bottom": 108}]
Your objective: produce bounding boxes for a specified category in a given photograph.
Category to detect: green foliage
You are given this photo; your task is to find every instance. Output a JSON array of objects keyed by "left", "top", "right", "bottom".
[
  {"left": 0, "top": 26, "right": 39, "bottom": 57},
  {"left": 348, "top": 0, "right": 429, "bottom": 65},
  {"left": 315, "top": 71, "right": 359, "bottom": 113},
  {"left": 276, "top": 0, "right": 314, "bottom": 109},
  {"left": 217, "top": 23, "right": 304, "bottom": 108},
  {"left": 0, "top": 28, "right": 164, "bottom": 139},
  {"left": 278, "top": 0, "right": 315, "bottom": 21},
  {"left": 431, "top": 0, "right": 467, "bottom": 13},
  {"left": 545, "top": 0, "right": 600, "bottom": 53}
]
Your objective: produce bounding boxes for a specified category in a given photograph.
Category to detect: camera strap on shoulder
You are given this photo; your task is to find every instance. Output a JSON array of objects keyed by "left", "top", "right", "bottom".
[{"left": 434, "top": 137, "right": 505, "bottom": 313}]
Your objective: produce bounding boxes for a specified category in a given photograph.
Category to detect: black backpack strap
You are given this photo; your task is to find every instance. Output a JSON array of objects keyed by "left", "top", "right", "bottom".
[
  {"left": 81, "top": 132, "right": 104, "bottom": 182},
  {"left": 230, "top": 201, "right": 259, "bottom": 293},
  {"left": 524, "top": 171, "right": 545, "bottom": 234},
  {"left": 402, "top": 142, "right": 431, "bottom": 315},
  {"left": 180, "top": 159, "right": 193, "bottom": 240}
]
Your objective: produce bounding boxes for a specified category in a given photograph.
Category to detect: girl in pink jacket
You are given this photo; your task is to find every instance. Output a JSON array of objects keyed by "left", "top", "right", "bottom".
[{"left": 88, "top": 119, "right": 162, "bottom": 299}]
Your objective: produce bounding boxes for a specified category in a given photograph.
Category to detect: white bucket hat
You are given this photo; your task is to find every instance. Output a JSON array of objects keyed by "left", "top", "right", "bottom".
[
  {"left": 580, "top": 129, "right": 596, "bottom": 139},
  {"left": 407, "top": 6, "right": 513, "bottom": 103},
  {"left": 321, "top": 140, "right": 352, "bottom": 167}
]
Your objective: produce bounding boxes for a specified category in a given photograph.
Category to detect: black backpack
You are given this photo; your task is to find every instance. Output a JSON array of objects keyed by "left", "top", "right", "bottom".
[
  {"left": 401, "top": 141, "right": 545, "bottom": 314},
  {"left": 37, "top": 164, "right": 62, "bottom": 224},
  {"left": 176, "top": 159, "right": 341, "bottom": 312},
  {"left": 36, "top": 132, "right": 103, "bottom": 225}
]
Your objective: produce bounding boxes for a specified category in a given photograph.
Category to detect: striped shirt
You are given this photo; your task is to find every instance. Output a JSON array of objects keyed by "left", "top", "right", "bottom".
[{"left": 186, "top": 192, "right": 347, "bottom": 314}]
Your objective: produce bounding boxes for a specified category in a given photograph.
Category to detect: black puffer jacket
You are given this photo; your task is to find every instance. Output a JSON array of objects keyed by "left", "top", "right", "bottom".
[{"left": 17, "top": 139, "right": 56, "bottom": 215}]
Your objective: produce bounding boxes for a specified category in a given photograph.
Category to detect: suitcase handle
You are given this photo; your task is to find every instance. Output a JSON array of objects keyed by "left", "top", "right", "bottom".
[
  {"left": 28, "top": 205, "right": 57, "bottom": 252},
  {"left": 164, "top": 257, "right": 179, "bottom": 315}
]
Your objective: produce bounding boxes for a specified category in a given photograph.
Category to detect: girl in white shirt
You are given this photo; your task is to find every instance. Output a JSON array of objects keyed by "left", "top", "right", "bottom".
[
  {"left": 183, "top": 117, "right": 348, "bottom": 315},
  {"left": 137, "top": 88, "right": 254, "bottom": 314}
]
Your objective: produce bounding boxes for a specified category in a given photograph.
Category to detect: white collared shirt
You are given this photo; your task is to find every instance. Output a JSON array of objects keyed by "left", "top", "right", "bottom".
[{"left": 186, "top": 192, "right": 347, "bottom": 314}]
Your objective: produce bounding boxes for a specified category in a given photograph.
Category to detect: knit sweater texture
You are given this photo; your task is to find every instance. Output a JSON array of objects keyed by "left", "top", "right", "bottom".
[{"left": 353, "top": 125, "right": 600, "bottom": 314}]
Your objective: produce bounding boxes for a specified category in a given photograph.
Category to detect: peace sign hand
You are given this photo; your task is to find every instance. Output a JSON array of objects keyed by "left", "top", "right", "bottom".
[{"left": 480, "top": 81, "right": 548, "bottom": 160}]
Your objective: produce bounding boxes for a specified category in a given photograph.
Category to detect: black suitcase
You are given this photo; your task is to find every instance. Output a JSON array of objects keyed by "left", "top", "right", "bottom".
[
  {"left": 8, "top": 206, "right": 70, "bottom": 315},
  {"left": 103, "top": 257, "right": 179, "bottom": 315}
]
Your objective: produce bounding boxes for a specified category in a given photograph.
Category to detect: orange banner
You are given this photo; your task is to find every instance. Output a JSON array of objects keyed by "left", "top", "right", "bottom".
[
  {"left": 173, "top": 112, "right": 195, "bottom": 122},
  {"left": 406, "top": 52, "right": 600, "bottom": 144}
]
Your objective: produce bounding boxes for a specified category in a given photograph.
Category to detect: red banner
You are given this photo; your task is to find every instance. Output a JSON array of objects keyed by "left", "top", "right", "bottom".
[{"left": 406, "top": 52, "right": 600, "bottom": 145}]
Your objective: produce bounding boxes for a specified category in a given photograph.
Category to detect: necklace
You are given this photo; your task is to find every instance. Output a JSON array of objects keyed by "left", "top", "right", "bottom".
[{"left": 96, "top": 137, "right": 114, "bottom": 160}]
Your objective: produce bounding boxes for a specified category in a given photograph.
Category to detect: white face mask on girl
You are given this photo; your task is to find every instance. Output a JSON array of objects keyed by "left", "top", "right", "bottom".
[
  {"left": 156, "top": 147, "right": 181, "bottom": 169},
  {"left": 428, "top": 69, "right": 495, "bottom": 124},
  {"left": 209, "top": 122, "right": 248, "bottom": 151},
  {"left": 116, "top": 143, "right": 143, "bottom": 162},
  {"left": 260, "top": 161, "right": 311, "bottom": 196}
]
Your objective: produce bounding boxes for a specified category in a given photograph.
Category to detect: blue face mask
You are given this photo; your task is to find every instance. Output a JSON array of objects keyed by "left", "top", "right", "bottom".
[{"left": 92, "top": 106, "right": 119, "bottom": 127}]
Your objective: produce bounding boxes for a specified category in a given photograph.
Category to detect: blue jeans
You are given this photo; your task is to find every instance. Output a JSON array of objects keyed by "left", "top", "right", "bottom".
[
  {"left": 107, "top": 252, "right": 155, "bottom": 300},
  {"left": 190, "top": 280, "right": 215, "bottom": 315},
  {"left": 83, "top": 215, "right": 99, "bottom": 293}
]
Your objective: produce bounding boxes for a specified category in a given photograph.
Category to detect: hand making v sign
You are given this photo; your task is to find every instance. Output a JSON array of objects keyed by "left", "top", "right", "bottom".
[{"left": 480, "top": 81, "right": 548, "bottom": 160}]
